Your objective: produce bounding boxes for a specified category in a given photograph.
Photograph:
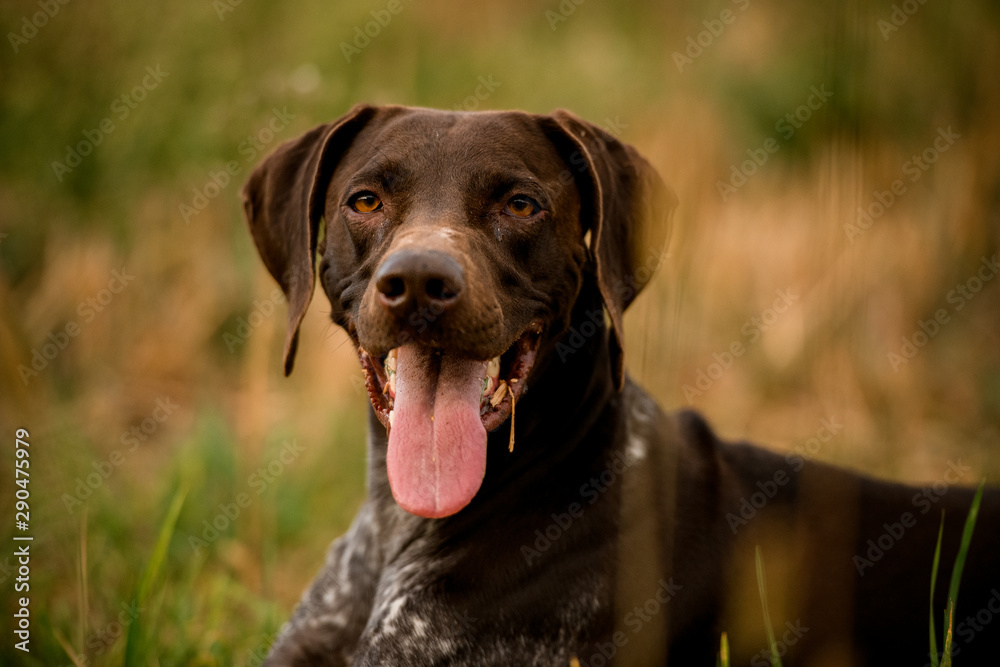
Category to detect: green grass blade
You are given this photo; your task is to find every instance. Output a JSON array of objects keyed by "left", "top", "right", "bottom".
[
  {"left": 755, "top": 546, "right": 783, "bottom": 667},
  {"left": 717, "top": 631, "right": 730, "bottom": 667},
  {"left": 939, "top": 480, "right": 985, "bottom": 667},
  {"left": 941, "top": 600, "right": 955, "bottom": 667},
  {"left": 929, "top": 511, "right": 946, "bottom": 667},
  {"left": 946, "top": 480, "right": 985, "bottom": 612},
  {"left": 123, "top": 481, "right": 189, "bottom": 667}
]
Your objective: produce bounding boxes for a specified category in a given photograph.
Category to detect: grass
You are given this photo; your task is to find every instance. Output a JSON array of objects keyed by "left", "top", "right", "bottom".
[
  {"left": 739, "top": 490, "right": 986, "bottom": 667},
  {"left": 1, "top": 0, "right": 998, "bottom": 664},
  {"left": 755, "top": 546, "right": 784, "bottom": 667},
  {"left": 717, "top": 631, "right": 730, "bottom": 667},
  {"left": 0, "top": 410, "right": 366, "bottom": 666},
  {"left": 123, "top": 481, "right": 189, "bottom": 666},
  {"left": 929, "top": 513, "right": 946, "bottom": 666},
  {"left": 930, "top": 481, "right": 986, "bottom": 667}
]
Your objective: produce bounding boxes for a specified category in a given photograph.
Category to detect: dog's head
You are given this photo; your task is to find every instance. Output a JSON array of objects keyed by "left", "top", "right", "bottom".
[{"left": 242, "top": 104, "right": 674, "bottom": 518}]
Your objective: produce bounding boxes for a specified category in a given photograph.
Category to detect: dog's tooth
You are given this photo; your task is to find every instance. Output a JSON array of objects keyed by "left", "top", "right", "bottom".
[
  {"left": 388, "top": 409, "right": 395, "bottom": 426},
  {"left": 387, "top": 370, "right": 396, "bottom": 396},
  {"left": 490, "top": 380, "right": 508, "bottom": 408},
  {"left": 486, "top": 356, "right": 500, "bottom": 378},
  {"left": 385, "top": 348, "right": 397, "bottom": 373}
]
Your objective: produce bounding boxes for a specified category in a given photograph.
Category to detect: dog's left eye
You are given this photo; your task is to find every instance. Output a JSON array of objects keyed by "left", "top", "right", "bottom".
[
  {"left": 504, "top": 196, "right": 540, "bottom": 219},
  {"left": 350, "top": 192, "right": 382, "bottom": 213}
]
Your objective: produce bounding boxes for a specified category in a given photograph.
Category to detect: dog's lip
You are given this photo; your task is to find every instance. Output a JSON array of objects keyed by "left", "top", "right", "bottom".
[{"left": 358, "top": 321, "right": 543, "bottom": 435}]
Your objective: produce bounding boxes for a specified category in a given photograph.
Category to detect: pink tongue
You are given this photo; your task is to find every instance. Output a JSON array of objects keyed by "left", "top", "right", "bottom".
[{"left": 387, "top": 345, "right": 488, "bottom": 518}]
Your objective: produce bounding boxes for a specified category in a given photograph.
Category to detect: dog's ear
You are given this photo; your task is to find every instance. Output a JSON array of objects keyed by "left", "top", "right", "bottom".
[
  {"left": 543, "top": 110, "right": 677, "bottom": 389},
  {"left": 241, "top": 104, "right": 377, "bottom": 375}
]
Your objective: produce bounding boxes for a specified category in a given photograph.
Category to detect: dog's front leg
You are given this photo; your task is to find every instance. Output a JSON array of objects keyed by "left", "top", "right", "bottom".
[{"left": 264, "top": 503, "right": 382, "bottom": 667}]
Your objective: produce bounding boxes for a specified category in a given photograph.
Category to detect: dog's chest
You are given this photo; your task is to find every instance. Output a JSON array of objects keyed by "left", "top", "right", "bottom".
[
  {"left": 351, "top": 553, "right": 458, "bottom": 663},
  {"left": 349, "top": 534, "right": 606, "bottom": 666}
]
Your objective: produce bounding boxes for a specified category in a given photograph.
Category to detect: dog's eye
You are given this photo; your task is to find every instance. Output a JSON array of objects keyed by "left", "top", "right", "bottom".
[
  {"left": 504, "top": 196, "right": 540, "bottom": 219},
  {"left": 350, "top": 192, "right": 382, "bottom": 213}
]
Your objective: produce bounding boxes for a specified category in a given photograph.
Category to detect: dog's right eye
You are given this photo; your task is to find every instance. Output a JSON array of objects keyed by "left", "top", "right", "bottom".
[
  {"left": 350, "top": 192, "right": 382, "bottom": 213},
  {"left": 504, "top": 196, "right": 540, "bottom": 219}
]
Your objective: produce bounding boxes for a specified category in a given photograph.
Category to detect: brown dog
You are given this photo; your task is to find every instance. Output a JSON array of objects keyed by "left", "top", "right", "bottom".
[{"left": 242, "top": 104, "right": 1000, "bottom": 665}]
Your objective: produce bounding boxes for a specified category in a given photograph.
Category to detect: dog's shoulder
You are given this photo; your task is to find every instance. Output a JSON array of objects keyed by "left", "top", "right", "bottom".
[
  {"left": 620, "top": 379, "right": 741, "bottom": 490},
  {"left": 622, "top": 381, "right": 807, "bottom": 499}
]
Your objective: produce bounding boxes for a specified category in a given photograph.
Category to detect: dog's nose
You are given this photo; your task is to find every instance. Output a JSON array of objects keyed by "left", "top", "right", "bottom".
[{"left": 374, "top": 249, "right": 464, "bottom": 317}]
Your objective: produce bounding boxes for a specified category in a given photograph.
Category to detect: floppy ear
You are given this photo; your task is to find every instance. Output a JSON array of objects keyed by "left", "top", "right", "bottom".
[
  {"left": 241, "top": 104, "right": 376, "bottom": 375},
  {"left": 544, "top": 109, "right": 677, "bottom": 389}
]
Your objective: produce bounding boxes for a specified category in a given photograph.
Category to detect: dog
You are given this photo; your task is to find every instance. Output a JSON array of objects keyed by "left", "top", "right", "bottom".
[{"left": 241, "top": 104, "right": 1000, "bottom": 666}]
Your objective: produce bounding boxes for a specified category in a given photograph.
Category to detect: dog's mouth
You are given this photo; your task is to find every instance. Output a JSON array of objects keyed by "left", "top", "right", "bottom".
[
  {"left": 359, "top": 324, "right": 542, "bottom": 432},
  {"left": 358, "top": 322, "right": 542, "bottom": 519}
]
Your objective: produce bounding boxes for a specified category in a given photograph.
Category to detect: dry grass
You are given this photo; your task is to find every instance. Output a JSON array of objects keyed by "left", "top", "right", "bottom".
[{"left": 0, "top": 0, "right": 998, "bottom": 663}]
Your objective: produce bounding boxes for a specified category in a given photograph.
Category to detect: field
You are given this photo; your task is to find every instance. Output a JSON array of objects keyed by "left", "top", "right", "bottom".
[{"left": 1, "top": 0, "right": 998, "bottom": 664}]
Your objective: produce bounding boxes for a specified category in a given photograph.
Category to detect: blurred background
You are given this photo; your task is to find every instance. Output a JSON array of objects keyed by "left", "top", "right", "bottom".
[{"left": 1, "top": 0, "right": 998, "bottom": 663}]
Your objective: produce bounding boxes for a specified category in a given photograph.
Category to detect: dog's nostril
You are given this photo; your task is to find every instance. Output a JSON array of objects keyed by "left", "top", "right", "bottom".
[
  {"left": 426, "top": 278, "right": 458, "bottom": 302},
  {"left": 380, "top": 277, "right": 407, "bottom": 300}
]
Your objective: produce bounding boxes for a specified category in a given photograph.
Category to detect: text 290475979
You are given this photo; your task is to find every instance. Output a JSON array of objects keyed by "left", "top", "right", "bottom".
[{"left": 13, "top": 428, "right": 32, "bottom": 653}]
